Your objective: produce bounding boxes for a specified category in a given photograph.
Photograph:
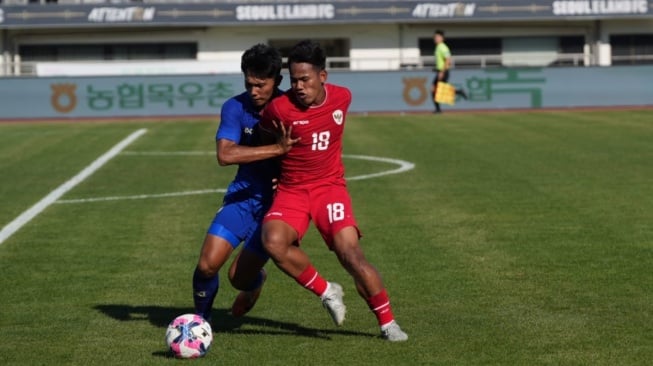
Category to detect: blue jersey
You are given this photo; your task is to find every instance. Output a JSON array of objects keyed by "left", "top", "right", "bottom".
[
  {"left": 206, "top": 91, "right": 280, "bottom": 258},
  {"left": 216, "top": 92, "right": 279, "bottom": 201}
]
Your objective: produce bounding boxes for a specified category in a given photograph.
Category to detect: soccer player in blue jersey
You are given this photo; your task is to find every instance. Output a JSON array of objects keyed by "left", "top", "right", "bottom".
[{"left": 192, "top": 44, "right": 299, "bottom": 321}]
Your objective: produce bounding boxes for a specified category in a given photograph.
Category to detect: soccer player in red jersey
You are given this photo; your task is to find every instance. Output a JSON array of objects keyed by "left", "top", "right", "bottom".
[{"left": 260, "top": 40, "right": 408, "bottom": 341}]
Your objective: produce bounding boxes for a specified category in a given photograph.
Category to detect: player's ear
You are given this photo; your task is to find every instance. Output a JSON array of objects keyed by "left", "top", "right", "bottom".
[{"left": 319, "top": 69, "right": 328, "bottom": 84}]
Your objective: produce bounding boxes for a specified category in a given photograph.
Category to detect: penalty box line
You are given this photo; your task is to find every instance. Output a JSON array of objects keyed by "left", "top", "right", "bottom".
[{"left": 0, "top": 128, "right": 148, "bottom": 246}]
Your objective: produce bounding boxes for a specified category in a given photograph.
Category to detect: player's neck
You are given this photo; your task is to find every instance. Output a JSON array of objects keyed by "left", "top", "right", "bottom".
[{"left": 311, "top": 87, "right": 327, "bottom": 107}]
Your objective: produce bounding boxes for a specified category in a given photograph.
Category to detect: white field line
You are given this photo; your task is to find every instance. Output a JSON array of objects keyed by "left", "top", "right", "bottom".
[
  {"left": 342, "top": 154, "right": 415, "bottom": 181},
  {"left": 0, "top": 129, "right": 147, "bottom": 246},
  {"left": 121, "top": 151, "right": 416, "bottom": 180},
  {"left": 122, "top": 151, "right": 214, "bottom": 156},
  {"left": 56, "top": 188, "right": 227, "bottom": 204},
  {"left": 54, "top": 151, "right": 415, "bottom": 205}
]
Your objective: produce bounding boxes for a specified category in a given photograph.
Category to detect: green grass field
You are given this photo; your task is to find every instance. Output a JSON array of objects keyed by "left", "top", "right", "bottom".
[{"left": 1, "top": 110, "right": 652, "bottom": 365}]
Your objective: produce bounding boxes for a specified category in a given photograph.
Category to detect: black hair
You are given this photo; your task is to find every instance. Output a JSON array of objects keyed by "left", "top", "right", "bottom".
[
  {"left": 287, "top": 40, "right": 326, "bottom": 71},
  {"left": 435, "top": 29, "right": 445, "bottom": 37},
  {"left": 240, "top": 44, "right": 282, "bottom": 80}
]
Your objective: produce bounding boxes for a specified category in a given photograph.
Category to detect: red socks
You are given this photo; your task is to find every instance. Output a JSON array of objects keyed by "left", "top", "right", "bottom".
[
  {"left": 296, "top": 266, "right": 396, "bottom": 327},
  {"left": 367, "top": 289, "right": 395, "bottom": 327},
  {"left": 295, "top": 265, "right": 328, "bottom": 297}
]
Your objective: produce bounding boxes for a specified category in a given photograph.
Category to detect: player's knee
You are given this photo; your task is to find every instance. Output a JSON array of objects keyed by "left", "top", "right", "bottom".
[
  {"left": 333, "top": 238, "right": 366, "bottom": 269},
  {"left": 227, "top": 264, "right": 237, "bottom": 286},
  {"left": 227, "top": 264, "right": 248, "bottom": 290},
  {"left": 340, "top": 246, "right": 368, "bottom": 270},
  {"left": 197, "top": 257, "right": 220, "bottom": 278},
  {"left": 262, "top": 236, "right": 284, "bottom": 258},
  {"left": 335, "top": 232, "right": 375, "bottom": 274},
  {"left": 228, "top": 272, "right": 246, "bottom": 290},
  {"left": 262, "top": 227, "right": 289, "bottom": 257}
]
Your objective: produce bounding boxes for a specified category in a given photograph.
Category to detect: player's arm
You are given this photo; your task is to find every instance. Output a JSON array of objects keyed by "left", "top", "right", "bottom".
[
  {"left": 256, "top": 102, "right": 289, "bottom": 147},
  {"left": 216, "top": 123, "right": 298, "bottom": 166},
  {"left": 215, "top": 99, "right": 298, "bottom": 166},
  {"left": 442, "top": 45, "right": 452, "bottom": 71},
  {"left": 438, "top": 57, "right": 450, "bottom": 81}
]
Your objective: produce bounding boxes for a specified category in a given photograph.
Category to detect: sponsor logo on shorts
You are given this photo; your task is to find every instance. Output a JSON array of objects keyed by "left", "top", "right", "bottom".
[
  {"left": 265, "top": 211, "right": 283, "bottom": 217},
  {"left": 332, "top": 110, "right": 343, "bottom": 125},
  {"left": 243, "top": 127, "right": 254, "bottom": 135},
  {"left": 293, "top": 120, "right": 310, "bottom": 125}
]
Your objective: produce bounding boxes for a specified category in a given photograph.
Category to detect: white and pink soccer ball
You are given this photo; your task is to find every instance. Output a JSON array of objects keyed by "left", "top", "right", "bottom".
[{"left": 165, "top": 314, "right": 213, "bottom": 358}]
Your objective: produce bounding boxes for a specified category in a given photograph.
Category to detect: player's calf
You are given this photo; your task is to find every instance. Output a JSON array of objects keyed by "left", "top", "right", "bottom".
[
  {"left": 331, "top": 228, "right": 407, "bottom": 340},
  {"left": 193, "top": 267, "right": 219, "bottom": 322},
  {"left": 231, "top": 269, "right": 267, "bottom": 317}
]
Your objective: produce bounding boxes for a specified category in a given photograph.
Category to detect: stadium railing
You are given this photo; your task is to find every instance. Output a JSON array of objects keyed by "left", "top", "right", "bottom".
[{"left": 4, "top": 53, "right": 653, "bottom": 77}]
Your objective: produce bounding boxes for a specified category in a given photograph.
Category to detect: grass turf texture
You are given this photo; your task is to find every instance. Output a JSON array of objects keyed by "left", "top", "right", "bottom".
[{"left": 0, "top": 110, "right": 652, "bottom": 365}]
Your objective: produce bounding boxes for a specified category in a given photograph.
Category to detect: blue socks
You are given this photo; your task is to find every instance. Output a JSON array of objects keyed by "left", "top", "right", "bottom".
[{"left": 192, "top": 267, "right": 219, "bottom": 321}]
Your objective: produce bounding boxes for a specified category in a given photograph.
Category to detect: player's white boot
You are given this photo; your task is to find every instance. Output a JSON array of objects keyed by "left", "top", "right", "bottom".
[
  {"left": 381, "top": 321, "right": 408, "bottom": 342},
  {"left": 321, "top": 282, "right": 346, "bottom": 326}
]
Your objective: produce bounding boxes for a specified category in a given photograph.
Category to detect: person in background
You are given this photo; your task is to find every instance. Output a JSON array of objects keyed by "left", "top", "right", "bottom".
[{"left": 432, "top": 29, "right": 467, "bottom": 113}]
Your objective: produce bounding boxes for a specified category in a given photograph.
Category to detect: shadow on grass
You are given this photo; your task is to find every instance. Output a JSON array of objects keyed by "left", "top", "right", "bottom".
[{"left": 94, "top": 304, "right": 376, "bottom": 341}]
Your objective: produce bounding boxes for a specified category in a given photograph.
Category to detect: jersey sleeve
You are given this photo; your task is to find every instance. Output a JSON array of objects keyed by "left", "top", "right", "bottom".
[
  {"left": 216, "top": 98, "right": 242, "bottom": 143},
  {"left": 333, "top": 84, "right": 352, "bottom": 110},
  {"left": 344, "top": 87, "right": 352, "bottom": 110},
  {"left": 440, "top": 44, "right": 451, "bottom": 59}
]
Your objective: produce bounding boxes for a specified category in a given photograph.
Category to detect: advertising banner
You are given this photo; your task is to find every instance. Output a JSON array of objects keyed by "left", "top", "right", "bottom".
[
  {"left": 0, "top": 1, "right": 651, "bottom": 28},
  {"left": 0, "top": 74, "right": 239, "bottom": 119},
  {"left": 0, "top": 66, "right": 651, "bottom": 120}
]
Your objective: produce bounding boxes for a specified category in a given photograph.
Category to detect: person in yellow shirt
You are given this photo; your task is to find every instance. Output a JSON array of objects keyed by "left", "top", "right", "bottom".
[{"left": 431, "top": 30, "right": 467, "bottom": 113}]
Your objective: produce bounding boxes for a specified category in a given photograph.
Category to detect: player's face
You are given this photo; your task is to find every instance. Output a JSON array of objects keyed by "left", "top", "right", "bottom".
[
  {"left": 434, "top": 34, "right": 443, "bottom": 44},
  {"left": 244, "top": 73, "right": 277, "bottom": 109},
  {"left": 289, "top": 62, "right": 327, "bottom": 107}
]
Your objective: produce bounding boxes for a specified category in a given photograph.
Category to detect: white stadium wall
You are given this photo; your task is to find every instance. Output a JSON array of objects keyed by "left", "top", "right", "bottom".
[
  {"left": 198, "top": 23, "right": 405, "bottom": 71},
  {"left": 597, "top": 18, "right": 653, "bottom": 66},
  {"left": 502, "top": 37, "right": 559, "bottom": 67},
  {"left": 197, "top": 26, "right": 264, "bottom": 71},
  {"left": 347, "top": 24, "right": 402, "bottom": 71},
  {"left": 223, "top": 18, "right": 653, "bottom": 69},
  {"left": 198, "top": 22, "right": 601, "bottom": 70},
  {"left": 0, "top": 33, "right": 5, "bottom": 75},
  {"left": 2, "top": 17, "right": 653, "bottom": 75}
]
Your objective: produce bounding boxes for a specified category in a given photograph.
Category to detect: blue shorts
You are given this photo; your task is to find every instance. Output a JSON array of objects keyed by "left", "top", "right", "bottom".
[{"left": 207, "top": 189, "right": 270, "bottom": 260}]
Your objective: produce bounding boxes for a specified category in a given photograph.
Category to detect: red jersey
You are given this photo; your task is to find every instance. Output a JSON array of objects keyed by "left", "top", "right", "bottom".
[{"left": 261, "top": 83, "right": 351, "bottom": 186}]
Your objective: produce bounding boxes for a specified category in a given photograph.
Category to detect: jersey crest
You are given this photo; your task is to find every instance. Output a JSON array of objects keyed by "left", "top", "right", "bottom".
[{"left": 332, "top": 109, "right": 344, "bottom": 125}]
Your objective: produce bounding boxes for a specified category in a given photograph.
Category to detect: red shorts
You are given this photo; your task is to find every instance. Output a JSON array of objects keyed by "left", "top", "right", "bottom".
[{"left": 263, "top": 180, "right": 361, "bottom": 248}]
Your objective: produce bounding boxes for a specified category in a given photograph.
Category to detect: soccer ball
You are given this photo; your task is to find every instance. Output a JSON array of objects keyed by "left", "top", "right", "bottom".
[{"left": 165, "top": 314, "right": 213, "bottom": 358}]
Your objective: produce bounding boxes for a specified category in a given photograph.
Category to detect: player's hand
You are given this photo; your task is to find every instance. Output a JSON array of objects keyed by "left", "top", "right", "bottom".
[{"left": 275, "top": 122, "right": 301, "bottom": 153}]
